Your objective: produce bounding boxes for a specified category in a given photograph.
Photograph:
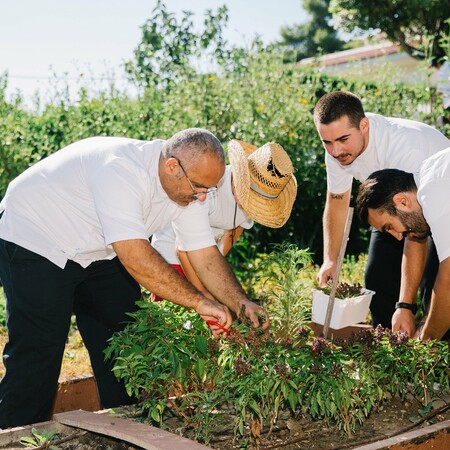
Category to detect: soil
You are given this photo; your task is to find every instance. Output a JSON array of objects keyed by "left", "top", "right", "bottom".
[
  {"left": 4, "top": 397, "right": 449, "bottom": 450},
  {"left": 2, "top": 430, "right": 141, "bottom": 450},
  {"left": 98, "top": 392, "right": 450, "bottom": 450}
]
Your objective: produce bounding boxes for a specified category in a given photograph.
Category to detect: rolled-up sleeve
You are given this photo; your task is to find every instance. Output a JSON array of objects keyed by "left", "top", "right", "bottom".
[{"left": 172, "top": 201, "right": 216, "bottom": 251}]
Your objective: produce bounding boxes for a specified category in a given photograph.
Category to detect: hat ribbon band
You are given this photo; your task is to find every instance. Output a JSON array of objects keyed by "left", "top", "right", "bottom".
[{"left": 250, "top": 180, "right": 286, "bottom": 199}]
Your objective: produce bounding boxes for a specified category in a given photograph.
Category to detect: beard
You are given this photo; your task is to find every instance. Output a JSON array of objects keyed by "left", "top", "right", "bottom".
[
  {"left": 396, "top": 210, "right": 430, "bottom": 241},
  {"left": 334, "top": 142, "right": 366, "bottom": 166}
]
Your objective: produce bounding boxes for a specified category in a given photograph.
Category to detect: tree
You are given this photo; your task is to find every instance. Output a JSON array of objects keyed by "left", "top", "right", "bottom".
[
  {"left": 280, "top": 0, "right": 346, "bottom": 61},
  {"left": 330, "top": 0, "right": 450, "bottom": 67},
  {"left": 125, "top": 1, "right": 230, "bottom": 87}
]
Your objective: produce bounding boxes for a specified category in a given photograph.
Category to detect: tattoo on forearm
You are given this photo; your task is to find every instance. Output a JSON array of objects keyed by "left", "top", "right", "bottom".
[{"left": 331, "top": 194, "right": 345, "bottom": 200}]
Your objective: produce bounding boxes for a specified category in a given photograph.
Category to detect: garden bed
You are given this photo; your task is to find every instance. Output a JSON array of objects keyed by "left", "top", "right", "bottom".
[{"left": 2, "top": 398, "right": 449, "bottom": 450}]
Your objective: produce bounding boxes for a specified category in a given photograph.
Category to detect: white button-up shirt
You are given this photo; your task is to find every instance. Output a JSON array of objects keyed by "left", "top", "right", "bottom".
[{"left": 0, "top": 136, "right": 215, "bottom": 268}]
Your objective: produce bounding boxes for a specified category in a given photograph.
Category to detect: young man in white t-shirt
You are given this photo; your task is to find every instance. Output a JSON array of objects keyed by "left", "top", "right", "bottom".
[
  {"left": 314, "top": 91, "right": 449, "bottom": 336},
  {"left": 152, "top": 140, "right": 297, "bottom": 301},
  {"left": 355, "top": 147, "right": 450, "bottom": 340}
]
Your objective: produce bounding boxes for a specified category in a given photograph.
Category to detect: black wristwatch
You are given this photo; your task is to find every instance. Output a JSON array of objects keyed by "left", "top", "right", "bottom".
[{"left": 395, "top": 302, "right": 417, "bottom": 315}]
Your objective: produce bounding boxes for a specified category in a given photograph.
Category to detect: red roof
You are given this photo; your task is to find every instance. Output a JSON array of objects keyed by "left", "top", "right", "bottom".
[{"left": 297, "top": 42, "right": 401, "bottom": 68}]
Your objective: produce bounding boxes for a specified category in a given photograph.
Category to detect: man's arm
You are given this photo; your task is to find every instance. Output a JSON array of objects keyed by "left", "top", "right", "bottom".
[
  {"left": 221, "top": 226, "right": 245, "bottom": 256},
  {"left": 176, "top": 226, "right": 245, "bottom": 302},
  {"left": 392, "top": 237, "right": 428, "bottom": 336},
  {"left": 420, "top": 256, "right": 450, "bottom": 340},
  {"left": 112, "top": 239, "right": 233, "bottom": 338},
  {"left": 177, "top": 249, "right": 215, "bottom": 301},
  {"left": 186, "top": 245, "right": 269, "bottom": 329},
  {"left": 317, "top": 189, "right": 351, "bottom": 285}
]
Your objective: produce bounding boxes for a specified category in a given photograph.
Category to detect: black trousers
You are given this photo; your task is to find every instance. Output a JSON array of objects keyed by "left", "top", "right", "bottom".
[
  {"left": 365, "top": 229, "right": 439, "bottom": 328},
  {"left": 0, "top": 239, "right": 141, "bottom": 429}
]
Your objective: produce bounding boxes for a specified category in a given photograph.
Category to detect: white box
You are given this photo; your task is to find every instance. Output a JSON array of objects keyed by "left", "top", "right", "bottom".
[{"left": 311, "top": 288, "right": 374, "bottom": 329}]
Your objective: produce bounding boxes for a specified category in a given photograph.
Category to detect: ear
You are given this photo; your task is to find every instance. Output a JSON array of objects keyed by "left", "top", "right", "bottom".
[
  {"left": 164, "top": 157, "right": 181, "bottom": 178},
  {"left": 392, "top": 192, "right": 412, "bottom": 211},
  {"left": 359, "top": 116, "right": 369, "bottom": 133}
]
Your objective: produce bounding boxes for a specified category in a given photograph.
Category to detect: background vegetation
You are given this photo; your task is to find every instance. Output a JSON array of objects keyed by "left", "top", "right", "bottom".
[{"left": 1, "top": 1, "right": 449, "bottom": 264}]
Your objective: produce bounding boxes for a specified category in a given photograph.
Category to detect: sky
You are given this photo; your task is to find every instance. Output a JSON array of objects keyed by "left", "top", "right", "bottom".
[{"left": 0, "top": 0, "right": 308, "bottom": 107}]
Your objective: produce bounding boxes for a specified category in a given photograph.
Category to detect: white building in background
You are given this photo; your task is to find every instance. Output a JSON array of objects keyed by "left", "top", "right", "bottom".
[
  {"left": 296, "top": 40, "right": 429, "bottom": 85},
  {"left": 297, "top": 39, "right": 450, "bottom": 118}
]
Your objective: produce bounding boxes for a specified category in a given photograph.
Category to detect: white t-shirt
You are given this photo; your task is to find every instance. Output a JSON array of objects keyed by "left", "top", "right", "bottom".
[
  {"left": 0, "top": 136, "right": 215, "bottom": 269},
  {"left": 415, "top": 147, "right": 450, "bottom": 263},
  {"left": 152, "top": 165, "right": 253, "bottom": 263},
  {"left": 326, "top": 113, "right": 450, "bottom": 194}
]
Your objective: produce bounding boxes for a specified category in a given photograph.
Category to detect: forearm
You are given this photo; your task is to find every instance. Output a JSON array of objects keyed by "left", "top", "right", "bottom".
[
  {"left": 421, "top": 258, "right": 450, "bottom": 340},
  {"left": 399, "top": 238, "right": 428, "bottom": 303},
  {"left": 112, "top": 239, "right": 205, "bottom": 310},
  {"left": 322, "top": 190, "right": 351, "bottom": 263},
  {"left": 177, "top": 249, "right": 215, "bottom": 301},
  {"left": 187, "top": 246, "right": 248, "bottom": 316}
]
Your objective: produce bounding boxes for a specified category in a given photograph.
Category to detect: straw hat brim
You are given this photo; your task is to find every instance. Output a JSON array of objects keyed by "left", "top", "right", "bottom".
[{"left": 228, "top": 140, "right": 297, "bottom": 228}]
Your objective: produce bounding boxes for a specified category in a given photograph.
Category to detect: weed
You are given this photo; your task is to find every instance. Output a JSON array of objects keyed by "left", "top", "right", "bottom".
[{"left": 20, "top": 427, "right": 60, "bottom": 449}]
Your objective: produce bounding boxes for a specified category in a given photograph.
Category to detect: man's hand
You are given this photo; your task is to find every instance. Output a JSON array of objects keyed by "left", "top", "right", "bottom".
[
  {"left": 391, "top": 308, "right": 416, "bottom": 337},
  {"left": 317, "top": 260, "right": 336, "bottom": 286},
  {"left": 238, "top": 299, "right": 270, "bottom": 330},
  {"left": 187, "top": 246, "right": 270, "bottom": 330},
  {"left": 195, "top": 298, "right": 233, "bottom": 339}
]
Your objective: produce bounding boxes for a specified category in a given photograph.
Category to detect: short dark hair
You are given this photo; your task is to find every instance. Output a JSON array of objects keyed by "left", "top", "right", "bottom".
[
  {"left": 355, "top": 169, "right": 416, "bottom": 224},
  {"left": 314, "top": 91, "right": 366, "bottom": 129}
]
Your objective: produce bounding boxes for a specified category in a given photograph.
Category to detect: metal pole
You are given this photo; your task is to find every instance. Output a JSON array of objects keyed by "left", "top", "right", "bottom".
[{"left": 322, "top": 207, "right": 354, "bottom": 339}]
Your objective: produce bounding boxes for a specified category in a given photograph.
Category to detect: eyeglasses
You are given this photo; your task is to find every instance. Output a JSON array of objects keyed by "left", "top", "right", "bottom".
[{"left": 172, "top": 156, "right": 217, "bottom": 198}]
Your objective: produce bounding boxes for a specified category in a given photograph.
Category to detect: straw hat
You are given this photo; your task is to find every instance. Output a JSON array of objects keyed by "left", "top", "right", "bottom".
[{"left": 227, "top": 140, "right": 297, "bottom": 228}]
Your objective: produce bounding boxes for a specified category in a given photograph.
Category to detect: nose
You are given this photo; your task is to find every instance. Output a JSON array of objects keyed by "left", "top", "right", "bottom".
[
  {"left": 389, "top": 230, "right": 404, "bottom": 241},
  {"left": 194, "top": 191, "right": 208, "bottom": 201},
  {"left": 329, "top": 142, "right": 344, "bottom": 157}
]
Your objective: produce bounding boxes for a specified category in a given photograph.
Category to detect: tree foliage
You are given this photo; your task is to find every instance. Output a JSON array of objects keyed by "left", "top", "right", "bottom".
[
  {"left": 280, "top": 0, "right": 346, "bottom": 61},
  {"left": 125, "top": 0, "right": 230, "bottom": 87},
  {"left": 330, "top": 0, "right": 450, "bottom": 67}
]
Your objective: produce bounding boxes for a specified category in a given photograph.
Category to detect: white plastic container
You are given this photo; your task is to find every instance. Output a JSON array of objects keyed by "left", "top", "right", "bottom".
[{"left": 311, "top": 288, "right": 375, "bottom": 329}]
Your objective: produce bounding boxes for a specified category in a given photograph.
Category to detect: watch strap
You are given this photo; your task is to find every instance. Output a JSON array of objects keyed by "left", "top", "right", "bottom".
[{"left": 395, "top": 302, "right": 417, "bottom": 315}]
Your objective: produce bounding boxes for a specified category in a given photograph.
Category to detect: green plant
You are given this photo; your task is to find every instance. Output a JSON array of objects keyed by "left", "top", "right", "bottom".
[
  {"left": 20, "top": 427, "right": 60, "bottom": 449},
  {"left": 258, "top": 243, "right": 315, "bottom": 337},
  {"left": 104, "top": 299, "right": 217, "bottom": 425},
  {"left": 319, "top": 280, "right": 365, "bottom": 299},
  {"left": 106, "top": 245, "right": 450, "bottom": 445}
]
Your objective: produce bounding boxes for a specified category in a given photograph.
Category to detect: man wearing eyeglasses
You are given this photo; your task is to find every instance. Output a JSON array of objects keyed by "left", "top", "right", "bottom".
[{"left": 0, "top": 128, "right": 269, "bottom": 429}]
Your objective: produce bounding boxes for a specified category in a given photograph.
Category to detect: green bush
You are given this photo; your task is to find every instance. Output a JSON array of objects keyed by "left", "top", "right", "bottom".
[{"left": 0, "top": 50, "right": 448, "bottom": 261}]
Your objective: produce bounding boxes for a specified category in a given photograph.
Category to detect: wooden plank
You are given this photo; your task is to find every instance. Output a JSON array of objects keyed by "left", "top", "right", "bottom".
[
  {"left": 54, "top": 409, "right": 212, "bottom": 450},
  {"left": 352, "top": 419, "right": 450, "bottom": 449},
  {"left": 53, "top": 376, "right": 100, "bottom": 414}
]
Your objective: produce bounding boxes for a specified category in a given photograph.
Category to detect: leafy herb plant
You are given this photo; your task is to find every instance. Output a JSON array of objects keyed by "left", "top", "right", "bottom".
[
  {"left": 106, "top": 244, "right": 450, "bottom": 445},
  {"left": 319, "top": 281, "right": 365, "bottom": 299}
]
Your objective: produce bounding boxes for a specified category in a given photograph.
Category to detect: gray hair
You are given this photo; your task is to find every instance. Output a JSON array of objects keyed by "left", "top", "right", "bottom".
[{"left": 162, "top": 128, "right": 225, "bottom": 169}]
